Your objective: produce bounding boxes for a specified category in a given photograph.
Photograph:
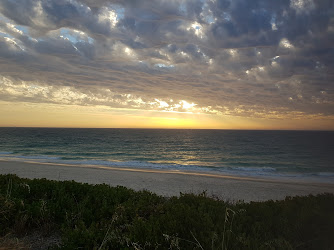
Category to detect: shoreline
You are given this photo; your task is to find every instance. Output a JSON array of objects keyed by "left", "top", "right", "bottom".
[
  {"left": 1, "top": 156, "right": 333, "bottom": 184},
  {"left": 0, "top": 159, "right": 333, "bottom": 202}
]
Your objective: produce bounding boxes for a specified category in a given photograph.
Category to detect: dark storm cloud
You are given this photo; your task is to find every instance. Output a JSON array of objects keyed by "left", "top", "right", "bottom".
[{"left": 0, "top": 0, "right": 333, "bottom": 119}]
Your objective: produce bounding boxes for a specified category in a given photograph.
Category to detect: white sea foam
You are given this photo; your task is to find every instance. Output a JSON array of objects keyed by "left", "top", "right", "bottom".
[
  {"left": 69, "top": 159, "right": 182, "bottom": 170},
  {"left": 0, "top": 154, "right": 61, "bottom": 161},
  {"left": 227, "top": 166, "right": 276, "bottom": 172},
  {"left": 1, "top": 154, "right": 333, "bottom": 184},
  {"left": 317, "top": 172, "right": 334, "bottom": 177}
]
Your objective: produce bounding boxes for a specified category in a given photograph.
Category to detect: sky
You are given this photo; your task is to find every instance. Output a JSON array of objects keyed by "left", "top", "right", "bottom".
[{"left": 0, "top": 0, "right": 333, "bottom": 130}]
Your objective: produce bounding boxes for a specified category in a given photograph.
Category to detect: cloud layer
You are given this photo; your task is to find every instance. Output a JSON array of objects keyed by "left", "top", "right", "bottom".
[{"left": 0, "top": 0, "right": 333, "bottom": 120}]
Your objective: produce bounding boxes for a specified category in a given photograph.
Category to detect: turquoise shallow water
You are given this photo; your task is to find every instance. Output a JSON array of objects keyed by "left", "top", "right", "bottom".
[{"left": 0, "top": 128, "right": 333, "bottom": 182}]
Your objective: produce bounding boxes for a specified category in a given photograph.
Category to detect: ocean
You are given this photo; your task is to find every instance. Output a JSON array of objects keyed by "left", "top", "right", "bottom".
[{"left": 0, "top": 128, "right": 333, "bottom": 183}]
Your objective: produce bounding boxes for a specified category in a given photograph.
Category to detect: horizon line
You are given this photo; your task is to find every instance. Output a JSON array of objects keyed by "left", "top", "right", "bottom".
[{"left": 0, "top": 126, "right": 333, "bottom": 132}]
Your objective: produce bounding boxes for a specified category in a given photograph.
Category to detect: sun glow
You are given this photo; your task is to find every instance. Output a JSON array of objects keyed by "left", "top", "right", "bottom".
[
  {"left": 0, "top": 100, "right": 333, "bottom": 130},
  {"left": 150, "top": 117, "right": 198, "bottom": 128}
]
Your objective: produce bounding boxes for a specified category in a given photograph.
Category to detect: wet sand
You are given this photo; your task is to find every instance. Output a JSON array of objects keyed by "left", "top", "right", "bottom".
[{"left": 0, "top": 160, "right": 333, "bottom": 202}]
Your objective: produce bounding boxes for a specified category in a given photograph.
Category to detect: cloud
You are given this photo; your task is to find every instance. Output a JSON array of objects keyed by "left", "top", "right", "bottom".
[{"left": 0, "top": 0, "right": 333, "bottom": 121}]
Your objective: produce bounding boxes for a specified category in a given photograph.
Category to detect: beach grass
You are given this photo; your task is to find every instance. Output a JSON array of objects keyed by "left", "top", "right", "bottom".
[{"left": 0, "top": 174, "right": 333, "bottom": 249}]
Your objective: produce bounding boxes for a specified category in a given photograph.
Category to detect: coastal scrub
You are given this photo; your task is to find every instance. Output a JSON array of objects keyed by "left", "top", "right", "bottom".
[{"left": 0, "top": 174, "right": 333, "bottom": 249}]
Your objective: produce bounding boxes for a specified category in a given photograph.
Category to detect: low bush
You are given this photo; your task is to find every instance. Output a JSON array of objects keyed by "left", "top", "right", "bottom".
[{"left": 0, "top": 174, "right": 333, "bottom": 249}]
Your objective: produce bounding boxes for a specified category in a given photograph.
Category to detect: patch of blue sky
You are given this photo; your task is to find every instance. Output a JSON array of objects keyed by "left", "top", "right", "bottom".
[
  {"left": 103, "top": 3, "right": 124, "bottom": 21},
  {"left": 15, "top": 25, "right": 28, "bottom": 34},
  {"left": 201, "top": 1, "right": 215, "bottom": 24},
  {"left": 59, "top": 28, "right": 94, "bottom": 44},
  {"left": 0, "top": 13, "right": 10, "bottom": 22},
  {"left": 179, "top": 1, "right": 205, "bottom": 15},
  {"left": 179, "top": 3, "right": 187, "bottom": 14},
  {"left": 204, "top": 15, "right": 215, "bottom": 24},
  {"left": 155, "top": 63, "right": 175, "bottom": 68},
  {"left": 112, "top": 4, "right": 125, "bottom": 20},
  {"left": 270, "top": 15, "right": 278, "bottom": 30},
  {"left": 0, "top": 31, "right": 13, "bottom": 39},
  {"left": 0, "top": 14, "right": 29, "bottom": 37},
  {"left": 28, "top": 84, "right": 41, "bottom": 89},
  {"left": 222, "top": 12, "right": 231, "bottom": 21}
]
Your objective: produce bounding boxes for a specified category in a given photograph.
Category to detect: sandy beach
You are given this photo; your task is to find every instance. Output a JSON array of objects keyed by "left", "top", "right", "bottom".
[{"left": 0, "top": 160, "right": 333, "bottom": 202}]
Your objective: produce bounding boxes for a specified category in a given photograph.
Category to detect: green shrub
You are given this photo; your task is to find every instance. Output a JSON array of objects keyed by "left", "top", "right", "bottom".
[{"left": 0, "top": 174, "right": 333, "bottom": 249}]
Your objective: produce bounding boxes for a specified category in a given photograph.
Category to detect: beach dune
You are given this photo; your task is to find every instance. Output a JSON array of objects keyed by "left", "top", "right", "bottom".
[{"left": 0, "top": 160, "right": 333, "bottom": 202}]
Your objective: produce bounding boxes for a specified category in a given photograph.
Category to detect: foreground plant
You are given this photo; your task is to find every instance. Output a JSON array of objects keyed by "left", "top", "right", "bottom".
[{"left": 0, "top": 174, "right": 333, "bottom": 249}]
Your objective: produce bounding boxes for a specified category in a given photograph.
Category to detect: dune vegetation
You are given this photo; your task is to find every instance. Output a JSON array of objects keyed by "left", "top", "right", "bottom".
[{"left": 0, "top": 174, "right": 333, "bottom": 249}]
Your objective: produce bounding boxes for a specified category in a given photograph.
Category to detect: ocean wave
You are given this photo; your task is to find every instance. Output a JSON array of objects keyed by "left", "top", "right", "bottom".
[
  {"left": 50, "top": 159, "right": 282, "bottom": 178},
  {"left": 1, "top": 153, "right": 333, "bottom": 183},
  {"left": 71, "top": 159, "right": 176, "bottom": 169},
  {"left": 0, "top": 154, "right": 61, "bottom": 161},
  {"left": 316, "top": 172, "right": 334, "bottom": 177},
  {"left": 226, "top": 166, "right": 276, "bottom": 172},
  {"left": 0, "top": 151, "right": 13, "bottom": 155}
]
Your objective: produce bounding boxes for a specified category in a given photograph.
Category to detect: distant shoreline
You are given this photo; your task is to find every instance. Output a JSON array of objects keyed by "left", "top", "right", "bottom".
[{"left": 0, "top": 160, "right": 333, "bottom": 202}]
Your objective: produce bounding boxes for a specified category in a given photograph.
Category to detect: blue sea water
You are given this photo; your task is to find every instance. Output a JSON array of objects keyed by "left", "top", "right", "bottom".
[{"left": 0, "top": 128, "right": 333, "bottom": 182}]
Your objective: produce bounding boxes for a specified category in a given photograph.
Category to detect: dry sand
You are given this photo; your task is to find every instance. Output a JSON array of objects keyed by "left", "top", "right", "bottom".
[{"left": 0, "top": 160, "right": 333, "bottom": 202}]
